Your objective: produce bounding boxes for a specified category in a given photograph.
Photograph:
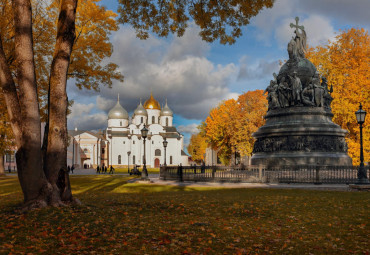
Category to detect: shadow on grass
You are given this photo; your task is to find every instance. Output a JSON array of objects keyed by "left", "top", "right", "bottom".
[{"left": 70, "top": 175, "right": 212, "bottom": 197}]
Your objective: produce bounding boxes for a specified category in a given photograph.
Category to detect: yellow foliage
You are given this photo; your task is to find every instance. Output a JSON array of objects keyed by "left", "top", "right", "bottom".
[
  {"left": 306, "top": 28, "right": 370, "bottom": 165},
  {"left": 204, "top": 90, "right": 267, "bottom": 164},
  {"left": 0, "top": 0, "right": 123, "bottom": 122},
  {"left": 187, "top": 132, "right": 208, "bottom": 163}
]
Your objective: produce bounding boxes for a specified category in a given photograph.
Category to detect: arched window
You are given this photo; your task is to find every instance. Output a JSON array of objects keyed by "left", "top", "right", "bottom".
[
  {"left": 120, "top": 121, "right": 122, "bottom": 126},
  {"left": 133, "top": 155, "right": 136, "bottom": 164},
  {"left": 170, "top": 156, "right": 173, "bottom": 164},
  {"left": 155, "top": 149, "right": 161, "bottom": 156},
  {"left": 141, "top": 117, "right": 143, "bottom": 123},
  {"left": 118, "top": 155, "right": 121, "bottom": 164},
  {"left": 152, "top": 116, "right": 155, "bottom": 124},
  {"left": 166, "top": 118, "right": 169, "bottom": 126},
  {"left": 158, "top": 117, "right": 160, "bottom": 123}
]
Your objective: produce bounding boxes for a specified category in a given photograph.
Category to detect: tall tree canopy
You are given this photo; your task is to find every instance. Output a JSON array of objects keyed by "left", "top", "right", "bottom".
[
  {"left": 202, "top": 90, "right": 267, "bottom": 164},
  {"left": 118, "top": 0, "right": 274, "bottom": 44},
  {"left": 306, "top": 28, "right": 370, "bottom": 165}
]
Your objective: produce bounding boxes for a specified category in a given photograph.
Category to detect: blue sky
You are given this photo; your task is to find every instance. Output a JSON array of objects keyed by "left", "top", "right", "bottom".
[{"left": 67, "top": 0, "right": 370, "bottom": 147}]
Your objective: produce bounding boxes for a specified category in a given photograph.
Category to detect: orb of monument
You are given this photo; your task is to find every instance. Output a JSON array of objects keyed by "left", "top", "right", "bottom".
[{"left": 277, "top": 58, "right": 317, "bottom": 87}]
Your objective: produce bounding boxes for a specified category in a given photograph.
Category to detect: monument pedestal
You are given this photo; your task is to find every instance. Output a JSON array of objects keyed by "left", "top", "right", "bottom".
[{"left": 251, "top": 107, "right": 352, "bottom": 167}]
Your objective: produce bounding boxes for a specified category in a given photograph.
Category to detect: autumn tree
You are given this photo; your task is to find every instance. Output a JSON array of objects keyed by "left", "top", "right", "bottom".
[
  {"left": 204, "top": 90, "right": 267, "bottom": 164},
  {"left": 187, "top": 131, "right": 208, "bottom": 163},
  {"left": 306, "top": 28, "right": 370, "bottom": 165},
  {"left": 0, "top": 0, "right": 123, "bottom": 209},
  {"left": 118, "top": 0, "right": 274, "bottom": 45}
]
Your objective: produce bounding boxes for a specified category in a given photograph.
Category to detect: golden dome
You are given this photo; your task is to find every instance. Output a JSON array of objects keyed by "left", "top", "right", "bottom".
[{"left": 143, "top": 92, "right": 161, "bottom": 110}]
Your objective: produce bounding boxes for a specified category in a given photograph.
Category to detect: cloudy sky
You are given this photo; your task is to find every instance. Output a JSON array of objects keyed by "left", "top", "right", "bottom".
[{"left": 67, "top": 0, "right": 370, "bottom": 147}]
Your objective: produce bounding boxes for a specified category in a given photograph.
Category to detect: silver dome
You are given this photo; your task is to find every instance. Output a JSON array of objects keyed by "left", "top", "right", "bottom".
[
  {"left": 108, "top": 99, "right": 129, "bottom": 119},
  {"left": 134, "top": 101, "right": 148, "bottom": 116},
  {"left": 161, "top": 101, "right": 173, "bottom": 116}
]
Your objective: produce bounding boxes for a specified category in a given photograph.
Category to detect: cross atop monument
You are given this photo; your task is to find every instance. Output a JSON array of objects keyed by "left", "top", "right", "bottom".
[{"left": 290, "top": 17, "right": 304, "bottom": 34}]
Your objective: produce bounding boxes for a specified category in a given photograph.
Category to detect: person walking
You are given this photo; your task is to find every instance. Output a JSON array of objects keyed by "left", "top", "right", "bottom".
[
  {"left": 109, "top": 165, "right": 114, "bottom": 174},
  {"left": 71, "top": 165, "right": 74, "bottom": 174},
  {"left": 67, "top": 165, "right": 71, "bottom": 173},
  {"left": 97, "top": 165, "right": 100, "bottom": 174}
]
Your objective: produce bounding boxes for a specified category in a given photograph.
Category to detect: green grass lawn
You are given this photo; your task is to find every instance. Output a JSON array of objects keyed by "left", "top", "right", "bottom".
[{"left": 0, "top": 176, "right": 369, "bottom": 254}]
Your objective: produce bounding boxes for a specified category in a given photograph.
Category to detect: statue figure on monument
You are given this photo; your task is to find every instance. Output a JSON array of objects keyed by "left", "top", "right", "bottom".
[
  {"left": 264, "top": 73, "right": 278, "bottom": 95},
  {"left": 313, "top": 72, "right": 324, "bottom": 107},
  {"left": 288, "top": 71, "right": 302, "bottom": 105},
  {"left": 266, "top": 82, "right": 280, "bottom": 110},
  {"left": 301, "top": 78, "right": 315, "bottom": 106},
  {"left": 322, "top": 77, "right": 333, "bottom": 108},
  {"left": 278, "top": 77, "right": 291, "bottom": 108},
  {"left": 288, "top": 17, "right": 307, "bottom": 59}
]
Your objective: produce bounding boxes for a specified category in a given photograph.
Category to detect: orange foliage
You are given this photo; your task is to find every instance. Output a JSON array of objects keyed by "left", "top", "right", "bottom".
[
  {"left": 306, "top": 28, "right": 370, "bottom": 165},
  {"left": 204, "top": 90, "right": 267, "bottom": 164},
  {"left": 187, "top": 132, "right": 208, "bottom": 163}
]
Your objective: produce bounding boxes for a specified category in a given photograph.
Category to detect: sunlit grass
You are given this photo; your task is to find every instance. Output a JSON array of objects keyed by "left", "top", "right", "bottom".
[
  {"left": 114, "top": 167, "right": 160, "bottom": 174},
  {"left": 0, "top": 176, "right": 369, "bottom": 254}
]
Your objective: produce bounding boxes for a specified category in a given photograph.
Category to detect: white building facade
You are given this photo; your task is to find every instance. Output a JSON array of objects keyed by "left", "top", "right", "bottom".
[{"left": 68, "top": 94, "right": 189, "bottom": 168}]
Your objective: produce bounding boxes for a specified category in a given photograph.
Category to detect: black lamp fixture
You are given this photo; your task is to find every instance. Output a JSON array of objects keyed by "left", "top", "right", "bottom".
[
  {"left": 141, "top": 125, "right": 149, "bottom": 179},
  {"left": 355, "top": 103, "right": 369, "bottom": 184}
]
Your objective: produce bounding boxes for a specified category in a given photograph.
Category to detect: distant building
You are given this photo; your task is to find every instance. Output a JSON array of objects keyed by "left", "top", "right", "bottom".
[{"left": 68, "top": 93, "right": 189, "bottom": 168}]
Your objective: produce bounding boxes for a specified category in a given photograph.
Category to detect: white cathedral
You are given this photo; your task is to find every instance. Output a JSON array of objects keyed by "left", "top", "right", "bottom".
[{"left": 67, "top": 93, "right": 189, "bottom": 168}]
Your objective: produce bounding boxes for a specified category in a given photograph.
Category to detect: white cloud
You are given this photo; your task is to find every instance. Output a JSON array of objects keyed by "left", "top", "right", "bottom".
[
  {"left": 177, "top": 123, "right": 199, "bottom": 135},
  {"left": 87, "top": 25, "right": 238, "bottom": 120},
  {"left": 238, "top": 55, "right": 280, "bottom": 81},
  {"left": 275, "top": 15, "right": 335, "bottom": 48},
  {"left": 250, "top": 0, "right": 349, "bottom": 49},
  {"left": 164, "top": 24, "right": 210, "bottom": 62},
  {"left": 298, "top": 0, "right": 370, "bottom": 28},
  {"left": 251, "top": 0, "right": 295, "bottom": 45},
  {"left": 68, "top": 103, "right": 107, "bottom": 131}
]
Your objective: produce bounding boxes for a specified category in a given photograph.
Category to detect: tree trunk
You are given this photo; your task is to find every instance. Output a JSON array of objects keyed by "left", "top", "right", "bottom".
[
  {"left": 44, "top": 0, "right": 78, "bottom": 204},
  {"left": 0, "top": 153, "right": 4, "bottom": 176},
  {"left": 12, "top": 0, "right": 52, "bottom": 209}
]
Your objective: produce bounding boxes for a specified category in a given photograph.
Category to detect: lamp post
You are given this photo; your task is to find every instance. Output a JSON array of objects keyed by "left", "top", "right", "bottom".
[
  {"left": 141, "top": 125, "right": 149, "bottom": 180},
  {"left": 163, "top": 137, "right": 168, "bottom": 166},
  {"left": 127, "top": 151, "right": 131, "bottom": 173},
  {"left": 355, "top": 103, "right": 369, "bottom": 184}
]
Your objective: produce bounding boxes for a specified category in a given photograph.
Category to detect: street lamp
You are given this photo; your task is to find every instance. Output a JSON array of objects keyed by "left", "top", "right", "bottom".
[
  {"left": 163, "top": 137, "right": 168, "bottom": 166},
  {"left": 127, "top": 151, "right": 131, "bottom": 173},
  {"left": 141, "top": 125, "right": 149, "bottom": 180},
  {"left": 355, "top": 103, "right": 369, "bottom": 184}
]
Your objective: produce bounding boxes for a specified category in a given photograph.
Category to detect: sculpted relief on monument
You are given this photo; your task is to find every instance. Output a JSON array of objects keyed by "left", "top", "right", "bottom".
[{"left": 253, "top": 136, "right": 348, "bottom": 154}]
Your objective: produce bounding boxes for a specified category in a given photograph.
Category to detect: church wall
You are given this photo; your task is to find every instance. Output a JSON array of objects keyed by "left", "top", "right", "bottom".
[
  {"left": 160, "top": 116, "right": 173, "bottom": 127},
  {"left": 147, "top": 109, "right": 161, "bottom": 125},
  {"left": 134, "top": 115, "right": 147, "bottom": 126},
  {"left": 108, "top": 119, "right": 128, "bottom": 128}
]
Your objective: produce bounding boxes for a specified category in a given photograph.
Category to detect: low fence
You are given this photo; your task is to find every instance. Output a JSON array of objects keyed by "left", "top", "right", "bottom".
[{"left": 160, "top": 165, "right": 370, "bottom": 184}]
